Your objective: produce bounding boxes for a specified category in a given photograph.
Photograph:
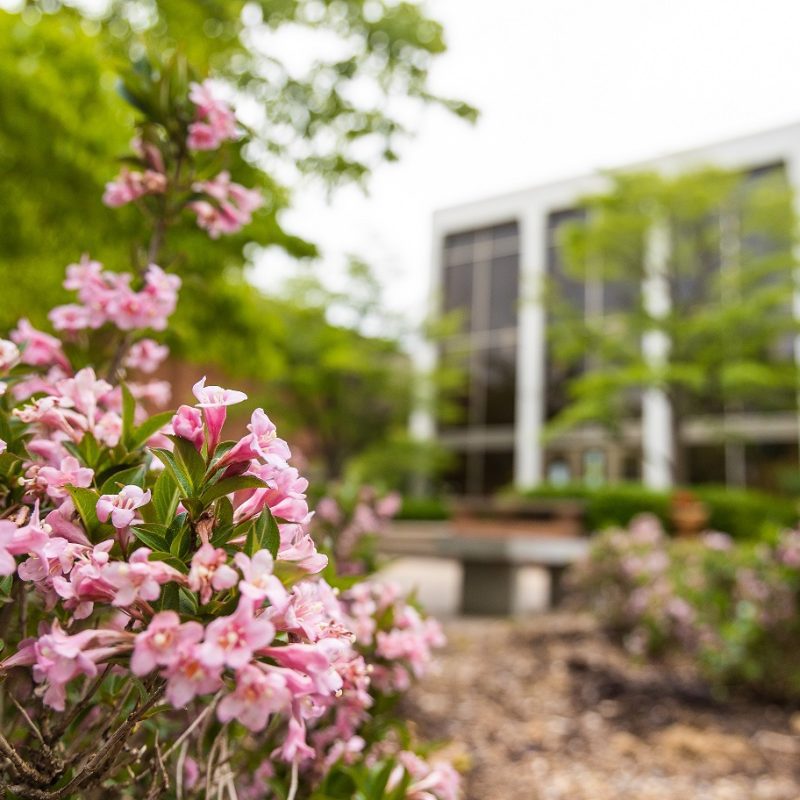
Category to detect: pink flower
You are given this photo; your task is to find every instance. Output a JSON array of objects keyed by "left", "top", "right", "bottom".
[
  {"left": 248, "top": 409, "right": 291, "bottom": 464},
  {"left": 172, "top": 405, "right": 205, "bottom": 451},
  {"left": 201, "top": 597, "right": 275, "bottom": 669},
  {"left": 0, "top": 520, "right": 19, "bottom": 575},
  {"left": 217, "top": 664, "right": 291, "bottom": 732},
  {"left": 233, "top": 464, "right": 309, "bottom": 525},
  {"left": 187, "top": 80, "right": 237, "bottom": 150},
  {"left": 11, "top": 319, "right": 70, "bottom": 371},
  {"left": 38, "top": 456, "right": 94, "bottom": 500},
  {"left": 96, "top": 485, "right": 151, "bottom": 529},
  {"left": 277, "top": 523, "right": 328, "bottom": 574},
  {"left": 164, "top": 643, "right": 223, "bottom": 706},
  {"left": 49, "top": 304, "right": 93, "bottom": 331},
  {"left": 192, "top": 377, "right": 247, "bottom": 453},
  {"left": 33, "top": 622, "right": 130, "bottom": 710},
  {"left": 234, "top": 549, "right": 285, "bottom": 604},
  {"left": 172, "top": 406, "right": 205, "bottom": 450},
  {"left": 56, "top": 367, "right": 112, "bottom": 421},
  {"left": 189, "top": 172, "right": 262, "bottom": 237},
  {"left": 124, "top": 339, "right": 169, "bottom": 373},
  {"left": 0, "top": 339, "right": 20, "bottom": 371},
  {"left": 102, "top": 167, "right": 166, "bottom": 207},
  {"left": 103, "top": 548, "right": 181, "bottom": 607},
  {"left": 131, "top": 611, "right": 204, "bottom": 675},
  {"left": 276, "top": 711, "right": 315, "bottom": 763},
  {"left": 188, "top": 544, "right": 238, "bottom": 605}
]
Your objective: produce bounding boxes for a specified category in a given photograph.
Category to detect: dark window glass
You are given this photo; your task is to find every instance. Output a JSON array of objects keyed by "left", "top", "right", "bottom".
[
  {"left": 745, "top": 441, "right": 798, "bottom": 493},
  {"left": 443, "top": 450, "right": 468, "bottom": 495},
  {"left": 482, "top": 346, "right": 517, "bottom": 426},
  {"left": 686, "top": 445, "right": 726, "bottom": 485},
  {"left": 492, "top": 222, "right": 519, "bottom": 241},
  {"left": 481, "top": 450, "right": 515, "bottom": 494},
  {"left": 489, "top": 253, "right": 519, "bottom": 330},
  {"left": 442, "top": 263, "right": 473, "bottom": 332},
  {"left": 602, "top": 279, "right": 638, "bottom": 314}
]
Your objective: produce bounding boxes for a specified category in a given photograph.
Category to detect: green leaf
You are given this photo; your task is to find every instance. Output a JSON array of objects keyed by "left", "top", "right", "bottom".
[
  {"left": 148, "top": 551, "right": 189, "bottom": 574},
  {"left": 178, "top": 587, "right": 199, "bottom": 615},
  {"left": 121, "top": 383, "right": 136, "bottom": 449},
  {"left": 100, "top": 464, "right": 147, "bottom": 495},
  {"left": 158, "top": 581, "right": 180, "bottom": 612},
  {"left": 130, "top": 410, "right": 174, "bottom": 451},
  {"left": 77, "top": 432, "right": 101, "bottom": 470},
  {"left": 130, "top": 523, "right": 169, "bottom": 552},
  {"left": 169, "top": 518, "right": 191, "bottom": 558},
  {"left": 216, "top": 496, "right": 233, "bottom": 528},
  {"left": 150, "top": 448, "right": 193, "bottom": 499},
  {"left": 244, "top": 520, "right": 258, "bottom": 557},
  {"left": 167, "top": 435, "right": 206, "bottom": 493},
  {"left": 67, "top": 486, "right": 101, "bottom": 533},
  {"left": 199, "top": 475, "right": 267, "bottom": 506},
  {"left": 259, "top": 507, "right": 281, "bottom": 559},
  {"left": 151, "top": 468, "right": 180, "bottom": 524}
]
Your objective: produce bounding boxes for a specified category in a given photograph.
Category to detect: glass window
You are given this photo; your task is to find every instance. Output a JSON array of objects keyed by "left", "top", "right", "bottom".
[
  {"left": 488, "top": 253, "right": 519, "bottom": 330},
  {"left": 480, "top": 450, "right": 515, "bottom": 494},
  {"left": 483, "top": 346, "right": 517, "bottom": 426},
  {"left": 442, "top": 262, "right": 473, "bottom": 332}
]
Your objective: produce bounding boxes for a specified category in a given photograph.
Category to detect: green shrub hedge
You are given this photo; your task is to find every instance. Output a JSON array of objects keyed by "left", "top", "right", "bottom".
[
  {"left": 395, "top": 496, "right": 450, "bottom": 521},
  {"left": 516, "top": 483, "right": 798, "bottom": 540}
]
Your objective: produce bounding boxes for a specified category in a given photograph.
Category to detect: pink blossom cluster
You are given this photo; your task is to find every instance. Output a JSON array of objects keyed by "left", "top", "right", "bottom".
[
  {"left": 340, "top": 579, "right": 445, "bottom": 694},
  {"left": 314, "top": 487, "right": 402, "bottom": 575},
  {"left": 189, "top": 171, "right": 264, "bottom": 239},
  {"left": 103, "top": 137, "right": 167, "bottom": 207},
  {"left": 49, "top": 256, "right": 180, "bottom": 333},
  {"left": 187, "top": 80, "right": 238, "bottom": 151}
]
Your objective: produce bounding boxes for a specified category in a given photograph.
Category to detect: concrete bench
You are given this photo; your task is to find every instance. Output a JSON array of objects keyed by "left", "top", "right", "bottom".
[{"left": 436, "top": 534, "right": 590, "bottom": 615}]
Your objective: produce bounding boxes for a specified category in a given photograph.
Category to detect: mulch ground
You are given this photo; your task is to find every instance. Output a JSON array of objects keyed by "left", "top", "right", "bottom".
[{"left": 404, "top": 614, "right": 800, "bottom": 800}]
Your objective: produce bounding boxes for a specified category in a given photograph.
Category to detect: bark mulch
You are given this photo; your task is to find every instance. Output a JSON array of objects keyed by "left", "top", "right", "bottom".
[{"left": 404, "top": 614, "right": 800, "bottom": 800}]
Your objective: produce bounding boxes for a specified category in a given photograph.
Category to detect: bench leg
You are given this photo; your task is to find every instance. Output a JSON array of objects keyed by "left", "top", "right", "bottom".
[
  {"left": 461, "top": 561, "right": 517, "bottom": 615},
  {"left": 547, "top": 565, "right": 567, "bottom": 609}
]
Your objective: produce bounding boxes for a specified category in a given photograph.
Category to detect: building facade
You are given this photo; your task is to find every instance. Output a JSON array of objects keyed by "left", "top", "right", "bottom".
[{"left": 426, "top": 122, "right": 800, "bottom": 496}]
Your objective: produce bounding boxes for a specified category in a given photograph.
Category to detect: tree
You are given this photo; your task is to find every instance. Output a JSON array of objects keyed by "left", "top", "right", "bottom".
[
  {"left": 547, "top": 165, "right": 798, "bottom": 484},
  {"left": 0, "top": 1, "right": 474, "bottom": 476}
]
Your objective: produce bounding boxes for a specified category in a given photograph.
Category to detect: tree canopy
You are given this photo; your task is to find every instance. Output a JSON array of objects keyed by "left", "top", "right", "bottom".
[{"left": 547, "top": 165, "right": 798, "bottom": 483}]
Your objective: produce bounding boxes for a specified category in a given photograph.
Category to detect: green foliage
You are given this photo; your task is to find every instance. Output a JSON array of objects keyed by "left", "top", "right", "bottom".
[
  {"left": 0, "top": 1, "right": 475, "bottom": 479},
  {"left": 574, "top": 523, "right": 800, "bottom": 700},
  {"left": 547, "top": 166, "right": 799, "bottom": 481},
  {"left": 517, "top": 482, "right": 797, "bottom": 540},
  {"left": 395, "top": 495, "right": 450, "bottom": 521}
]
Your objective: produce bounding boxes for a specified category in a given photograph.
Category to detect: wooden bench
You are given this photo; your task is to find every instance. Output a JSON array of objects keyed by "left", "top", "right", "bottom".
[{"left": 436, "top": 534, "right": 590, "bottom": 615}]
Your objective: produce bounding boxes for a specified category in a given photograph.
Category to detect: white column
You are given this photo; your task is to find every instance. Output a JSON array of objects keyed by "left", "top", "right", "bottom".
[
  {"left": 514, "top": 207, "right": 547, "bottom": 488},
  {"left": 641, "top": 221, "right": 674, "bottom": 489}
]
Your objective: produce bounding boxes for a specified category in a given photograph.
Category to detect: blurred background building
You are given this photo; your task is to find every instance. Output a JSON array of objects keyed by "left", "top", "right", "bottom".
[{"left": 428, "top": 122, "right": 800, "bottom": 496}]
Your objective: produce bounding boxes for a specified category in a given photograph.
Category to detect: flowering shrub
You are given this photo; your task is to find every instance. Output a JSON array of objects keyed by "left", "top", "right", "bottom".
[
  {"left": 0, "top": 59, "right": 457, "bottom": 800},
  {"left": 313, "top": 485, "right": 402, "bottom": 575},
  {"left": 572, "top": 515, "right": 800, "bottom": 699}
]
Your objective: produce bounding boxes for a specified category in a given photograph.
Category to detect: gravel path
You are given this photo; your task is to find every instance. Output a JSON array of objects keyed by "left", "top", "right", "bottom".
[{"left": 405, "top": 614, "right": 800, "bottom": 800}]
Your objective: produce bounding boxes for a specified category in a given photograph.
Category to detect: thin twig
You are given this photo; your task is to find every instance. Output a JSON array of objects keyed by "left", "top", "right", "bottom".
[
  {"left": 287, "top": 760, "right": 299, "bottom": 800},
  {"left": 9, "top": 694, "right": 46, "bottom": 747},
  {"left": 175, "top": 739, "right": 189, "bottom": 800},
  {"left": 162, "top": 691, "right": 222, "bottom": 761}
]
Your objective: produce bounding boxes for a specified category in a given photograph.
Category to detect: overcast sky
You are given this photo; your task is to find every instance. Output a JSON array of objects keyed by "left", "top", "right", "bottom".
[{"left": 250, "top": 0, "right": 800, "bottom": 323}]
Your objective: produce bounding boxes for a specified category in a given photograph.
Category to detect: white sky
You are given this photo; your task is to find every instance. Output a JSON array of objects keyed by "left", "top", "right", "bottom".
[{"left": 250, "top": 0, "right": 800, "bottom": 325}]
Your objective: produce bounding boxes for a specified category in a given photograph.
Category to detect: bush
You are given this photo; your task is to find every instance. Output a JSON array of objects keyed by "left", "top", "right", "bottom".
[
  {"left": 571, "top": 517, "right": 800, "bottom": 700},
  {"left": 396, "top": 497, "right": 451, "bottom": 521},
  {"left": 518, "top": 483, "right": 798, "bottom": 540}
]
